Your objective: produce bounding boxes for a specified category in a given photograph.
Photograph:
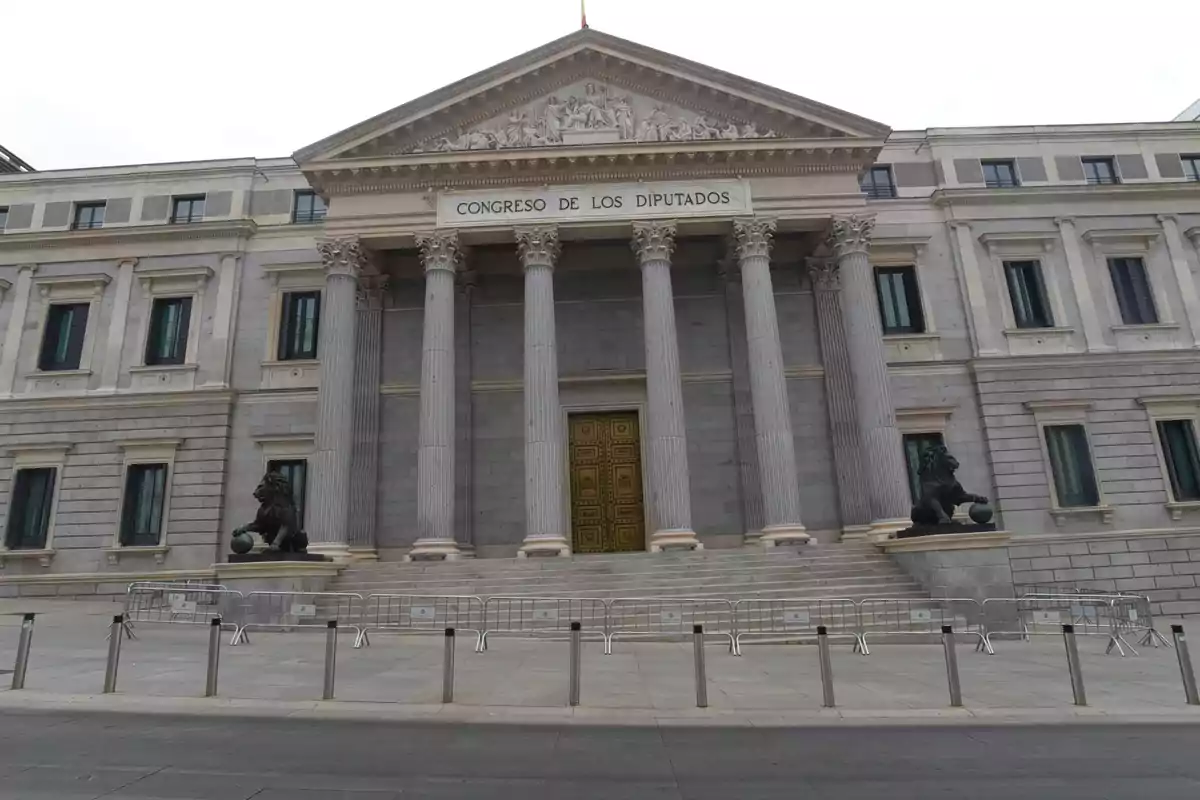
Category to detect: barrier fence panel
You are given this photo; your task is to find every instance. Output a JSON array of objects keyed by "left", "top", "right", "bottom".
[
  {"left": 1109, "top": 594, "right": 1172, "bottom": 648},
  {"left": 481, "top": 597, "right": 609, "bottom": 652},
  {"left": 607, "top": 598, "right": 736, "bottom": 655},
  {"left": 733, "top": 598, "right": 863, "bottom": 656},
  {"left": 981, "top": 595, "right": 1135, "bottom": 655},
  {"left": 119, "top": 582, "right": 242, "bottom": 639},
  {"left": 857, "top": 598, "right": 989, "bottom": 655},
  {"left": 232, "top": 591, "right": 363, "bottom": 645},
  {"left": 356, "top": 595, "right": 485, "bottom": 651}
]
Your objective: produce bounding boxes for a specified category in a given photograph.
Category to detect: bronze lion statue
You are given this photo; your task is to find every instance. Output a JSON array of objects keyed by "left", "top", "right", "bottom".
[
  {"left": 910, "top": 444, "right": 988, "bottom": 526},
  {"left": 231, "top": 471, "right": 309, "bottom": 553}
]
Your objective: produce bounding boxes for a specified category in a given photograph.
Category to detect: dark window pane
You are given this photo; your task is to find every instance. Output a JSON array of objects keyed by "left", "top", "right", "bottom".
[
  {"left": 982, "top": 160, "right": 1019, "bottom": 188},
  {"left": 1004, "top": 260, "right": 1054, "bottom": 328},
  {"left": 902, "top": 432, "right": 945, "bottom": 504},
  {"left": 38, "top": 303, "right": 89, "bottom": 371},
  {"left": 120, "top": 464, "right": 168, "bottom": 547},
  {"left": 0, "top": 207, "right": 8, "bottom": 230},
  {"left": 874, "top": 266, "right": 925, "bottom": 334},
  {"left": 145, "top": 297, "right": 193, "bottom": 366},
  {"left": 860, "top": 166, "right": 896, "bottom": 199},
  {"left": 278, "top": 291, "right": 321, "bottom": 360},
  {"left": 1108, "top": 257, "right": 1157, "bottom": 325},
  {"left": 5, "top": 468, "right": 56, "bottom": 549},
  {"left": 171, "top": 196, "right": 205, "bottom": 223},
  {"left": 266, "top": 459, "right": 307, "bottom": 528},
  {"left": 1045, "top": 424, "right": 1100, "bottom": 507},
  {"left": 1082, "top": 157, "right": 1117, "bottom": 185},
  {"left": 1158, "top": 420, "right": 1200, "bottom": 502},
  {"left": 1183, "top": 157, "right": 1200, "bottom": 182},
  {"left": 73, "top": 202, "right": 105, "bottom": 230}
]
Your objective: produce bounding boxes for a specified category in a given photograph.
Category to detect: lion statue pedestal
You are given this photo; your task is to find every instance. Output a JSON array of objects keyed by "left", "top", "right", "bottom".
[{"left": 896, "top": 444, "right": 996, "bottom": 540}]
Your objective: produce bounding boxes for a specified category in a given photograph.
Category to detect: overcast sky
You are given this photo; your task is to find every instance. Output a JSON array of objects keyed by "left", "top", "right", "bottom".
[{"left": 5, "top": 0, "right": 1197, "bottom": 171}]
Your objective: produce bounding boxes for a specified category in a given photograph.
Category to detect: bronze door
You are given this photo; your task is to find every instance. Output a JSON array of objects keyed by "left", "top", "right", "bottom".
[{"left": 568, "top": 411, "right": 646, "bottom": 554}]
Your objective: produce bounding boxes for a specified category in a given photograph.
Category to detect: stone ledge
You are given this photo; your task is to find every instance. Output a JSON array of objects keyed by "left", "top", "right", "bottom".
[
  {"left": 213, "top": 561, "right": 342, "bottom": 581},
  {"left": 879, "top": 531, "right": 1011, "bottom": 554}
]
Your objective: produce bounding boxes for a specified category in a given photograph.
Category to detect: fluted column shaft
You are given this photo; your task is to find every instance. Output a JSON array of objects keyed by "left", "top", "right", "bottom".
[
  {"left": 722, "top": 265, "right": 765, "bottom": 543},
  {"left": 733, "top": 218, "right": 808, "bottom": 546},
  {"left": 311, "top": 238, "right": 365, "bottom": 554},
  {"left": 516, "top": 226, "right": 570, "bottom": 557},
  {"left": 632, "top": 221, "right": 700, "bottom": 552},
  {"left": 407, "top": 231, "right": 462, "bottom": 560},
  {"left": 830, "top": 216, "right": 911, "bottom": 527},
  {"left": 348, "top": 276, "right": 385, "bottom": 555}
]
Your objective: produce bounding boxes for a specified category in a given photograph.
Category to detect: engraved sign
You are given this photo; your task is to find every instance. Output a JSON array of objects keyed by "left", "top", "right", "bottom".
[
  {"left": 533, "top": 608, "right": 560, "bottom": 622},
  {"left": 1032, "top": 610, "right": 1063, "bottom": 625},
  {"left": 660, "top": 610, "right": 683, "bottom": 624},
  {"left": 909, "top": 609, "right": 933, "bottom": 623},
  {"left": 783, "top": 610, "right": 811, "bottom": 625},
  {"left": 1128, "top": 609, "right": 1139, "bottom": 621},
  {"left": 410, "top": 606, "right": 436, "bottom": 621},
  {"left": 291, "top": 603, "right": 317, "bottom": 618},
  {"left": 437, "top": 179, "right": 751, "bottom": 228},
  {"left": 168, "top": 593, "right": 196, "bottom": 615}
]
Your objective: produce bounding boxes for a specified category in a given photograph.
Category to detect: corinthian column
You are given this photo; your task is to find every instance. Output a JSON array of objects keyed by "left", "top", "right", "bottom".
[
  {"left": 348, "top": 274, "right": 386, "bottom": 560},
  {"left": 516, "top": 226, "right": 570, "bottom": 557},
  {"left": 733, "top": 218, "right": 808, "bottom": 546},
  {"left": 829, "top": 216, "right": 911, "bottom": 533},
  {"left": 632, "top": 221, "right": 701, "bottom": 552},
  {"left": 310, "top": 237, "right": 366, "bottom": 558},
  {"left": 406, "top": 231, "right": 462, "bottom": 561}
]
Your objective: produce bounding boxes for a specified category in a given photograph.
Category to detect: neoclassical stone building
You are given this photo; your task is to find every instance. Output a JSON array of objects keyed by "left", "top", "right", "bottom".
[{"left": 2, "top": 29, "right": 1200, "bottom": 598}]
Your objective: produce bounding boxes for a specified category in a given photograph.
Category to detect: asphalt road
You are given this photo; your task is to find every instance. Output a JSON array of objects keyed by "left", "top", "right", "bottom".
[{"left": 2, "top": 711, "right": 1200, "bottom": 799}]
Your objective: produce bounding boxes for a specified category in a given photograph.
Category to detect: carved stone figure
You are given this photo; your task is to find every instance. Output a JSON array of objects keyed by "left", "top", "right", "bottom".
[
  {"left": 231, "top": 471, "right": 308, "bottom": 554},
  {"left": 909, "top": 444, "right": 990, "bottom": 527}
]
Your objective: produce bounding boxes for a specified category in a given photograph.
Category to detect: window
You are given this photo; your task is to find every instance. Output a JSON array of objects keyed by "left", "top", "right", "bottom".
[
  {"left": 144, "top": 297, "right": 193, "bottom": 366},
  {"left": 1183, "top": 156, "right": 1200, "bottom": 182},
  {"left": 902, "top": 432, "right": 945, "bottom": 504},
  {"left": 982, "top": 160, "right": 1019, "bottom": 188},
  {"left": 1044, "top": 424, "right": 1100, "bottom": 508},
  {"left": 266, "top": 459, "right": 307, "bottom": 527},
  {"left": 1157, "top": 420, "right": 1200, "bottom": 502},
  {"left": 5, "top": 468, "right": 57, "bottom": 550},
  {"left": 120, "top": 464, "right": 168, "bottom": 547},
  {"left": 277, "top": 291, "right": 321, "bottom": 360},
  {"left": 170, "top": 195, "right": 205, "bottom": 224},
  {"left": 38, "top": 303, "right": 89, "bottom": 371},
  {"left": 0, "top": 206, "right": 8, "bottom": 231},
  {"left": 72, "top": 202, "right": 106, "bottom": 230},
  {"left": 874, "top": 266, "right": 925, "bottom": 334},
  {"left": 292, "top": 191, "right": 327, "bottom": 224},
  {"left": 860, "top": 166, "right": 897, "bottom": 199},
  {"left": 1081, "top": 157, "right": 1119, "bottom": 185},
  {"left": 1003, "top": 260, "right": 1054, "bottom": 329},
  {"left": 1108, "top": 257, "right": 1158, "bottom": 325}
]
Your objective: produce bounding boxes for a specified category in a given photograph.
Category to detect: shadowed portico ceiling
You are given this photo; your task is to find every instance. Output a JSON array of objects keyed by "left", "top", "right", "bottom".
[{"left": 295, "top": 29, "right": 890, "bottom": 193}]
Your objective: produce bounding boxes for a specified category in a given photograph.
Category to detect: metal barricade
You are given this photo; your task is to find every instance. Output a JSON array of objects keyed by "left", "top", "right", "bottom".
[
  {"left": 857, "top": 598, "right": 989, "bottom": 655},
  {"left": 356, "top": 594, "right": 485, "bottom": 651},
  {"left": 231, "top": 591, "right": 363, "bottom": 645},
  {"left": 607, "top": 597, "right": 736, "bottom": 655},
  {"left": 1109, "top": 594, "right": 1172, "bottom": 648},
  {"left": 981, "top": 595, "right": 1135, "bottom": 655},
  {"left": 733, "top": 598, "right": 864, "bottom": 656},
  {"left": 480, "top": 597, "right": 609, "bottom": 652},
  {"left": 119, "top": 582, "right": 242, "bottom": 639}
]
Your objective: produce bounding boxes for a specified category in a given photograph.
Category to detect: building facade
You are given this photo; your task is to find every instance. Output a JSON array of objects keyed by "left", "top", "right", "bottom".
[{"left": 3, "top": 30, "right": 1200, "bottom": 601}]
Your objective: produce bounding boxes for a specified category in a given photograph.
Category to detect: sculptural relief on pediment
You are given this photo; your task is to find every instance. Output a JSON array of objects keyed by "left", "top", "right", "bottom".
[{"left": 400, "top": 80, "right": 784, "bottom": 154}]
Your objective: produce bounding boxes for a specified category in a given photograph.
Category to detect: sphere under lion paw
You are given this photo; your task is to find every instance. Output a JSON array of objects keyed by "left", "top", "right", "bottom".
[
  {"left": 230, "top": 531, "right": 255, "bottom": 555},
  {"left": 968, "top": 502, "right": 994, "bottom": 525}
]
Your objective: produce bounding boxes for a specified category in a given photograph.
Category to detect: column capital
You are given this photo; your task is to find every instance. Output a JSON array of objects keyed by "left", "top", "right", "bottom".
[
  {"left": 1054, "top": 216, "right": 1077, "bottom": 229},
  {"left": 415, "top": 230, "right": 463, "bottom": 274},
  {"left": 514, "top": 225, "right": 561, "bottom": 270},
  {"left": 317, "top": 237, "right": 369, "bottom": 279},
  {"left": 827, "top": 215, "right": 875, "bottom": 258},
  {"left": 732, "top": 217, "right": 777, "bottom": 260},
  {"left": 355, "top": 274, "right": 389, "bottom": 311},
  {"left": 805, "top": 257, "right": 840, "bottom": 291},
  {"left": 631, "top": 220, "right": 677, "bottom": 264}
]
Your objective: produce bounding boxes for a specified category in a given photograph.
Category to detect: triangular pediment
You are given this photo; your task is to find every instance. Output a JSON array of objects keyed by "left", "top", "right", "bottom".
[{"left": 295, "top": 29, "right": 889, "bottom": 164}]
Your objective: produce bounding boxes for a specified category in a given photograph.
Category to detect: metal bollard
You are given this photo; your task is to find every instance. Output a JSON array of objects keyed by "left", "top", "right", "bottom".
[
  {"left": 693, "top": 624, "right": 708, "bottom": 709},
  {"left": 443, "top": 628, "right": 456, "bottom": 704},
  {"left": 322, "top": 620, "right": 338, "bottom": 701},
  {"left": 817, "top": 625, "right": 835, "bottom": 708},
  {"left": 205, "top": 617, "right": 222, "bottom": 697},
  {"left": 1062, "top": 623, "right": 1087, "bottom": 706},
  {"left": 942, "top": 625, "right": 963, "bottom": 708},
  {"left": 11, "top": 613, "right": 35, "bottom": 690},
  {"left": 1171, "top": 624, "right": 1200, "bottom": 706},
  {"left": 103, "top": 614, "right": 124, "bottom": 694},
  {"left": 569, "top": 621, "right": 582, "bottom": 707}
]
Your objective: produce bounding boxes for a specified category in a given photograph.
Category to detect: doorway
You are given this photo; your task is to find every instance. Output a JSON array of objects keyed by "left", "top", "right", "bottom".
[{"left": 568, "top": 411, "right": 646, "bottom": 554}]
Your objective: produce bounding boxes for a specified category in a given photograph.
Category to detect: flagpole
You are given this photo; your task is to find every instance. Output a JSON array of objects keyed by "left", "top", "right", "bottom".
[{"left": 581, "top": 0, "right": 588, "bottom": 29}]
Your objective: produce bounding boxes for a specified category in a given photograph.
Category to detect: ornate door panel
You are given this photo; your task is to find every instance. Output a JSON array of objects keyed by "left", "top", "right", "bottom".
[{"left": 569, "top": 412, "right": 645, "bottom": 554}]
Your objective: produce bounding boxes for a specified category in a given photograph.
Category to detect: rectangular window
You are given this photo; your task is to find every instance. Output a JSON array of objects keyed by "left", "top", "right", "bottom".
[
  {"left": 1183, "top": 155, "right": 1200, "bottom": 182},
  {"left": 874, "top": 266, "right": 926, "bottom": 334},
  {"left": 144, "top": 297, "right": 193, "bottom": 366},
  {"left": 1003, "top": 260, "right": 1054, "bottom": 329},
  {"left": 1157, "top": 420, "right": 1200, "bottom": 502},
  {"left": 982, "top": 159, "right": 1020, "bottom": 188},
  {"left": 859, "top": 166, "right": 897, "bottom": 199},
  {"left": 292, "top": 190, "right": 328, "bottom": 224},
  {"left": 0, "top": 206, "right": 8, "bottom": 231},
  {"left": 902, "top": 432, "right": 945, "bottom": 504},
  {"left": 277, "top": 291, "right": 321, "bottom": 360},
  {"left": 1081, "top": 157, "right": 1119, "bottom": 185},
  {"left": 266, "top": 459, "right": 307, "bottom": 527},
  {"left": 1044, "top": 424, "right": 1100, "bottom": 508},
  {"left": 5, "top": 468, "right": 57, "bottom": 550},
  {"left": 38, "top": 302, "right": 89, "bottom": 371},
  {"left": 72, "top": 201, "right": 106, "bottom": 230},
  {"left": 120, "top": 464, "right": 169, "bottom": 547},
  {"left": 1108, "top": 257, "right": 1158, "bottom": 325},
  {"left": 170, "top": 195, "right": 205, "bottom": 224}
]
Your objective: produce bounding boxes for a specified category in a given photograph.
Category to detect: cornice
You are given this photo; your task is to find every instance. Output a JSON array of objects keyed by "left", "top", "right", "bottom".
[
  {"left": 933, "top": 182, "right": 1200, "bottom": 207},
  {"left": 0, "top": 388, "right": 235, "bottom": 413},
  {"left": 971, "top": 349, "right": 1200, "bottom": 371},
  {"left": 0, "top": 220, "right": 258, "bottom": 252}
]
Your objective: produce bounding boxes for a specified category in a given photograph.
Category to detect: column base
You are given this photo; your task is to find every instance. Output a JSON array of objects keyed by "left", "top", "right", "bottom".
[
  {"left": 306, "top": 542, "right": 352, "bottom": 562},
  {"left": 346, "top": 546, "right": 379, "bottom": 563},
  {"left": 742, "top": 530, "right": 763, "bottom": 546},
  {"left": 404, "top": 538, "right": 462, "bottom": 561},
  {"left": 867, "top": 518, "right": 911, "bottom": 542},
  {"left": 649, "top": 528, "right": 703, "bottom": 553},
  {"left": 518, "top": 535, "right": 572, "bottom": 558},
  {"left": 839, "top": 524, "right": 874, "bottom": 542},
  {"left": 759, "top": 524, "right": 810, "bottom": 548}
]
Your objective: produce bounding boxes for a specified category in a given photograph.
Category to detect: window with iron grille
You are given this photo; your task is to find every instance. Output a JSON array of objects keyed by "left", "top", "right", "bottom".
[
  {"left": 266, "top": 459, "right": 307, "bottom": 527},
  {"left": 38, "top": 303, "right": 89, "bottom": 371},
  {"left": 874, "top": 265, "right": 925, "bottom": 334},
  {"left": 902, "top": 432, "right": 945, "bottom": 504},
  {"left": 859, "top": 166, "right": 897, "bottom": 199},
  {"left": 1081, "top": 157, "right": 1119, "bottom": 185},
  {"left": 1183, "top": 155, "right": 1200, "bottom": 182},
  {"left": 170, "top": 195, "right": 205, "bottom": 224},
  {"left": 1108, "top": 257, "right": 1158, "bottom": 325},
  {"left": 982, "top": 160, "right": 1020, "bottom": 188},
  {"left": 72, "top": 202, "right": 106, "bottom": 230},
  {"left": 144, "top": 297, "right": 193, "bottom": 366},
  {"left": 1044, "top": 424, "right": 1100, "bottom": 508},
  {"left": 1003, "top": 260, "right": 1054, "bottom": 329},
  {"left": 1157, "top": 420, "right": 1200, "bottom": 502},
  {"left": 120, "top": 464, "right": 169, "bottom": 547},
  {"left": 292, "top": 191, "right": 327, "bottom": 224},
  {"left": 278, "top": 291, "right": 321, "bottom": 360},
  {"left": 5, "top": 468, "right": 57, "bottom": 550}
]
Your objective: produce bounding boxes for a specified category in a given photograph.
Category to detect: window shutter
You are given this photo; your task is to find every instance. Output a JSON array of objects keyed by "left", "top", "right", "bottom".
[
  {"left": 64, "top": 304, "right": 89, "bottom": 370},
  {"left": 174, "top": 298, "right": 193, "bottom": 363}
]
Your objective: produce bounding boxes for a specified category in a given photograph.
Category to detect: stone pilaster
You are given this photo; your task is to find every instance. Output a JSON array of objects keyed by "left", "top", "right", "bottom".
[
  {"left": 1158, "top": 215, "right": 1200, "bottom": 346},
  {"left": 98, "top": 258, "right": 136, "bottom": 391},
  {"left": 407, "top": 231, "right": 462, "bottom": 561},
  {"left": 632, "top": 221, "right": 700, "bottom": 552},
  {"left": 347, "top": 274, "right": 386, "bottom": 560},
  {"left": 721, "top": 259, "right": 765, "bottom": 544},
  {"left": 807, "top": 258, "right": 872, "bottom": 538},
  {"left": 309, "top": 237, "right": 366, "bottom": 558},
  {"left": 516, "top": 226, "right": 571, "bottom": 557},
  {"left": 0, "top": 264, "right": 37, "bottom": 397},
  {"left": 454, "top": 269, "right": 476, "bottom": 556},
  {"left": 732, "top": 218, "right": 808, "bottom": 546},
  {"left": 829, "top": 216, "right": 911, "bottom": 534}
]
